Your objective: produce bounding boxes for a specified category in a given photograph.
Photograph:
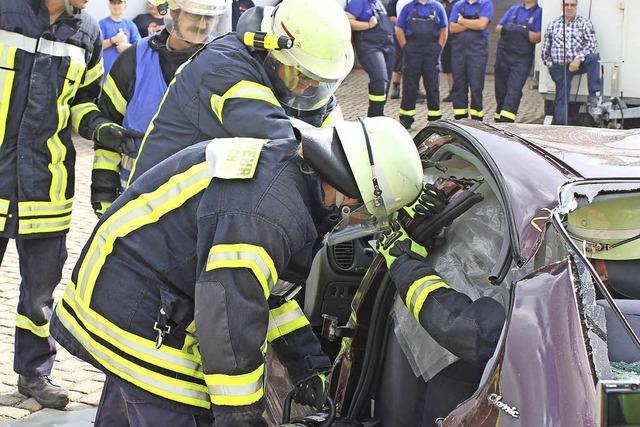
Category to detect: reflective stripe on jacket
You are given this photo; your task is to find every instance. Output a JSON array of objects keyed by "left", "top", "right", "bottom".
[{"left": 0, "top": 0, "right": 103, "bottom": 238}]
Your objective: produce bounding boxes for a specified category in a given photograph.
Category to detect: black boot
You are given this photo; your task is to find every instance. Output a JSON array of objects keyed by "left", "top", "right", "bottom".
[{"left": 18, "top": 375, "right": 69, "bottom": 409}]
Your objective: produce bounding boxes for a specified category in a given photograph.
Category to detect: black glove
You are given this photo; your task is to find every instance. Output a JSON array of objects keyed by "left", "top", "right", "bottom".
[
  {"left": 294, "top": 373, "right": 328, "bottom": 410},
  {"left": 93, "top": 122, "right": 144, "bottom": 155},
  {"left": 402, "top": 183, "right": 447, "bottom": 219},
  {"left": 377, "top": 221, "right": 428, "bottom": 269},
  {"left": 92, "top": 201, "right": 111, "bottom": 218}
]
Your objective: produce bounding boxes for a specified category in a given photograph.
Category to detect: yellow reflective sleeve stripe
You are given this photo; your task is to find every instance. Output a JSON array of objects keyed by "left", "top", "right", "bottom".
[
  {"left": 0, "top": 44, "right": 18, "bottom": 148},
  {"left": 320, "top": 104, "right": 343, "bottom": 128},
  {"left": 399, "top": 109, "right": 416, "bottom": 117},
  {"left": 16, "top": 314, "right": 50, "bottom": 338},
  {"left": 76, "top": 162, "right": 211, "bottom": 303},
  {"left": 469, "top": 109, "right": 484, "bottom": 118},
  {"left": 102, "top": 74, "right": 128, "bottom": 116},
  {"left": 427, "top": 110, "right": 442, "bottom": 117},
  {"left": 500, "top": 110, "right": 516, "bottom": 120},
  {"left": 404, "top": 275, "right": 449, "bottom": 320},
  {"left": 70, "top": 102, "right": 100, "bottom": 133},
  {"left": 368, "top": 94, "right": 386, "bottom": 102},
  {"left": 93, "top": 149, "right": 121, "bottom": 172},
  {"left": 210, "top": 81, "right": 280, "bottom": 124},
  {"left": 266, "top": 300, "right": 309, "bottom": 342},
  {"left": 18, "top": 199, "right": 73, "bottom": 217},
  {"left": 55, "top": 298, "right": 211, "bottom": 408},
  {"left": 453, "top": 108, "right": 468, "bottom": 116},
  {"left": 205, "top": 364, "right": 264, "bottom": 406},
  {"left": 81, "top": 58, "right": 104, "bottom": 88},
  {"left": 206, "top": 244, "right": 277, "bottom": 299}
]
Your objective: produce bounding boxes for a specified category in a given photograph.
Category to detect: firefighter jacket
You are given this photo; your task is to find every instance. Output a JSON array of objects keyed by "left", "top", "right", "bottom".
[
  {"left": 51, "top": 137, "right": 334, "bottom": 419},
  {"left": 0, "top": 0, "right": 104, "bottom": 238},
  {"left": 125, "top": 33, "right": 343, "bottom": 186},
  {"left": 389, "top": 252, "right": 506, "bottom": 367},
  {"left": 91, "top": 30, "right": 200, "bottom": 206}
]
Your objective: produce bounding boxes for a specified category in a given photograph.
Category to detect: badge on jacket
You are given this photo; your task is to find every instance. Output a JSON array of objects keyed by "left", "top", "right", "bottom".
[{"left": 205, "top": 137, "right": 267, "bottom": 179}]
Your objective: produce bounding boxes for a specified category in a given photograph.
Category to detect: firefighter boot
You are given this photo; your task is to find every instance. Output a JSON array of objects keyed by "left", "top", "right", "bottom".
[{"left": 18, "top": 375, "right": 69, "bottom": 409}]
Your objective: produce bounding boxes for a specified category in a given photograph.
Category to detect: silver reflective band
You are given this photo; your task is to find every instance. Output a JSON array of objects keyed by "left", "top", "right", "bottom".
[
  {"left": 208, "top": 378, "right": 264, "bottom": 397},
  {"left": 18, "top": 200, "right": 73, "bottom": 215},
  {"left": 206, "top": 251, "right": 275, "bottom": 290},
  {"left": 270, "top": 279, "right": 296, "bottom": 297},
  {"left": 18, "top": 217, "right": 71, "bottom": 232},
  {"left": 408, "top": 278, "right": 443, "bottom": 313},
  {"left": 0, "top": 30, "right": 37, "bottom": 53},
  {"left": 268, "top": 306, "right": 304, "bottom": 332},
  {"left": 37, "top": 38, "right": 85, "bottom": 62}
]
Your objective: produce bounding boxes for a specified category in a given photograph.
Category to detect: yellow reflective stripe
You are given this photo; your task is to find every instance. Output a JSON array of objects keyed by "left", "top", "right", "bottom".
[
  {"left": 493, "top": 112, "right": 501, "bottom": 120},
  {"left": 18, "top": 199, "right": 73, "bottom": 217},
  {"left": 0, "top": 43, "right": 18, "bottom": 147},
  {"left": 81, "top": 58, "right": 104, "bottom": 88},
  {"left": 0, "top": 198, "right": 9, "bottom": 215},
  {"left": 500, "top": 110, "right": 516, "bottom": 121},
  {"left": 206, "top": 244, "right": 277, "bottom": 299},
  {"left": 76, "top": 162, "right": 211, "bottom": 303},
  {"left": 0, "top": 30, "right": 37, "bottom": 53},
  {"left": 266, "top": 300, "right": 309, "bottom": 342},
  {"left": 399, "top": 109, "right": 416, "bottom": 117},
  {"left": 102, "top": 74, "right": 127, "bottom": 116},
  {"left": 55, "top": 299, "right": 211, "bottom": 408},
  {"left": 453, "top": 108, "right": 468, "bottom": 116},
  {"left": 368, "top": 94, "right": 386, "bottom": 102},
  {"left": 18, "top": 215, "right": 71, "bottom": 234},
  {"left": 205, "top": 364, "right": 264, "bottom": 406},
  {"left": 62, "top": 285, "right": 202, "bottom": 374},
  {"left": 0, "top": 217, "right": 5, "bottom": 233},
  {"left": 93, "top": 149, "right": 121, "bottom": 172},
  {"left": 405, "top": 275, "right": 449, "bottom": 320},
  {"left": 320, "top": 105, "right": 343, "bottom": 128},
  {"left": 210, "top": 80, "right": 281, "bottom": 124},
  {"left": 16, "top": 314, "right": 50, "bottom": 338},
  {"left": 70, "top": 102, "right": 100, "bottom": 133},
  {"left": 469, "top": 109, "right": 484, "bottom": 118},
  {"left": 427, "top": 109, "right": 442, "bottom": 117}
]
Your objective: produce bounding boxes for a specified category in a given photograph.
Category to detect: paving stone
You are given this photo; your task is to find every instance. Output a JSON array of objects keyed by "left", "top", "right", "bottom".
[
  {"left": 0, "top": 393, "right": 24, "bottom": 406},
  {"left": 0, "top": 406, "right": 30, "bottom": 419},
  {"left": 69, "top": 380, "right": 104, "bottom": 395},
  {"left": 78, "top": 391, "right": 102, "bottom": 406}
]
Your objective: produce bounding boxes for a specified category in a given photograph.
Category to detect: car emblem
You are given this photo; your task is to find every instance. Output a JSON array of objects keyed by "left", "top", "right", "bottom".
[{"left": 488, "top": 393, "right": 520, "bottom": 419}]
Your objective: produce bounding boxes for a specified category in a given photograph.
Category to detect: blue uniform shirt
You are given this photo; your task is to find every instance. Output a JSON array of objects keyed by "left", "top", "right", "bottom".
[
  {"left": 397, "top": 0, "right": 448, "bottom": 34},
  {"left": 345, "top": 0, "right": 387, "bottom": 22},
  {"left": 99, "top": 17, "right": 141, "bottom": 77},
  {"left": 449, "top": 0, "right": 494, "bottom": 38},
  {"left": 498, "top": 3, "right": 542, "bottom": 32}
]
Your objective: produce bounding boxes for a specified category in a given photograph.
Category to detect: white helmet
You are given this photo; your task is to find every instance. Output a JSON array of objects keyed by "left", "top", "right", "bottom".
[
  {"left": 261, "top": 0, "right": 354, "bottom": 111},
  {"left": 300, "top": 117, "right": 424, "bottom": 244},
  {"left": 165, "top": 0, "right": 231, "bottom": 44}
]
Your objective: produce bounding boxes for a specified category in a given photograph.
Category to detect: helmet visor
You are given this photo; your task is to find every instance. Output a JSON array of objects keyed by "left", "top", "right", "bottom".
[
  {"left": 325, "top": 204, "right": 391, "bottom": 246},
  {"left": 166, "top": 2, "right": 231, "bottom": 44},
  {"left": 264, "top": 52, "right": 343, "bottom": 111}
]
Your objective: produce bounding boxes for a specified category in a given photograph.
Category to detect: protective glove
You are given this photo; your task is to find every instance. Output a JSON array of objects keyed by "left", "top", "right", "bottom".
[
  {"left": 92, "top": 201, "right": 111, "bottom": 218},
  {"left": 294, "top": 373, "right": 328, "bottom": 410},
  {"left": 402, "top": 183, "right": 447, "bottom": 219},
  {"left": 92, "top": 122, "right": 144, "bottom": 155},
  {"left": 377, "top": 221, "right": 428, "bottom": 269}
]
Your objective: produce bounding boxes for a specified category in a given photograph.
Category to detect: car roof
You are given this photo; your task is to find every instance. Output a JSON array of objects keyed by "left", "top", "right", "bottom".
[{"left": 436, "top": 121, "right": 640, "bottom": 263}]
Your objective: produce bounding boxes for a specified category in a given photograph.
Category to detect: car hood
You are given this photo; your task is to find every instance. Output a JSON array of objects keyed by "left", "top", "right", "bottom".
[{"left": 442, "top": 121, "right": 640, "bottom": 263}]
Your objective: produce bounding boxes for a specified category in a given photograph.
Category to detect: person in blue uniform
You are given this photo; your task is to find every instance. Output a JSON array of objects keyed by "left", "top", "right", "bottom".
[
  {"left": 494, "top": 0, "right": 541, "bottom": 122},
  {"left": 99, "top": 0, "right": 141, "bottom": 77},
  {"left": 396, "top": 0, "right": 448, "bottom": 129},
  {"left": 449, "top": 0, "right": 493, "bottom": 120},
  {"left": 345, "top": 0, "right": 396, "bottom": 117}
]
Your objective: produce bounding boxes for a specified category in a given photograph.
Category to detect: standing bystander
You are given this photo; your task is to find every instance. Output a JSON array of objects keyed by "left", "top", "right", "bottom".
[
  {"left": 439, "top": 0, "right": 455, "bottom": 102},
  {"left": 99, "top": 0, "right": 141, "bottom": 77}
]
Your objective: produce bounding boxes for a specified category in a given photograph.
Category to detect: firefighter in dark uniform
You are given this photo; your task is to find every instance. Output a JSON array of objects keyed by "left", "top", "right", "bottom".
[
  {"left": 0, "top": 0, "right": 106, "bottom": 409},
  {"left": 494, "top": 0, "right": 542, "bottom": 122},
  {"left": 50, "top": 116, "right": 425, "bottom": 425},
  {"left": 89, "top": 0, "right": 231, "bottom": 218},
  {"left": 395, "top": 0, "right": 448, "bottom": 129},
  {"left": 449, "top": 0, "right": 494, "bottom": 120},
  {"left": 126, "top": 0, "right": 353, "bottom": 186},
  {"left": 378, "top": 185, "right": 506, "bottom": 420},
  {"left": 345, "top": 0, "right": 396, "bottom": 117}
]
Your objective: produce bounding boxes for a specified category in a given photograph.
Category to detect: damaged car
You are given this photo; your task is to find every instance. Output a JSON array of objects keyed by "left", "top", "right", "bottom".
[{"left": 266, "top": 120, "right": 640, "bottom": 427}]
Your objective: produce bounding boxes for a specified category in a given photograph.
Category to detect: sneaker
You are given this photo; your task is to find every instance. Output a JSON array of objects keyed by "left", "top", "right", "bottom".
[
  {"left": 18, "top": 375, "right": 69, "bottom": 409},
  {"left": 390, "top": 85, "right": 400, "bottom": 100},
  {"left": 442, "top": 94, "right": 452, "bottom": 103}
]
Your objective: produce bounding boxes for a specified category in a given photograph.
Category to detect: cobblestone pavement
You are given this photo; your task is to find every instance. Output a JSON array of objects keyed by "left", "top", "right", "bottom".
[{"left": 0, "top": 69, "right": 544, "bottom": 422}]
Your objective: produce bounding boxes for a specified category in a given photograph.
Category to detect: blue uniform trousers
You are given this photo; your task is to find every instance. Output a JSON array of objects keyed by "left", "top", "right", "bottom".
[
  {"left": 450, "top": 31, "right": 488, "bottom": 120},
  {"left": 494, "top": 52, "right": 533, "bottom": 122},
  {"left": 400, "top": 42, "right": 442, "bottom": 127},
  {"left": 356, "top": 37, "right": 395, "bottom": 117},
  {"left": 0, "top": 236, "right": 66, "bottom": 376},
  {"left": 548, "top": 52, "right": 602, "bottom": 125},
  {"left": 94, "top": 376, "right": 214, "bottom": 427}
]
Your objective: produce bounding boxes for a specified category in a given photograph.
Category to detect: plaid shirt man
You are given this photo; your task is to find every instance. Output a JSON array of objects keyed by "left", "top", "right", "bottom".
[{"left": 541, "top": 15, "right": 598, "bottom": 66}]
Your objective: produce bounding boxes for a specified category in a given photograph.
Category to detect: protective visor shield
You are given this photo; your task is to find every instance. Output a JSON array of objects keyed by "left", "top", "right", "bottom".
[
  {"left": 165, "top": 1, "right": 231, "bottom": 44},
  {"left": 325, "top": 203, "right": 391, "bottom": 246},
  {"left": 263, "top": 51, "right": 343, "bottom": 111}
]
